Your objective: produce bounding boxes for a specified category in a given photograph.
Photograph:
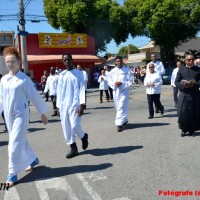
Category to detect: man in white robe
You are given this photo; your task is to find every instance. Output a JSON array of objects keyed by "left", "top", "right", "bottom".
[
  {"left": 56, "top": 53, "right": 88, "bottom": 159},
  {"left": 107, "top": 56, "right": 133, "bottom": 132},
  {"left": 77, "top": 64, "right": 88, "bottom": 109},
  {"left": 44, "top": 67, "right": 59, "bottom": 116}
]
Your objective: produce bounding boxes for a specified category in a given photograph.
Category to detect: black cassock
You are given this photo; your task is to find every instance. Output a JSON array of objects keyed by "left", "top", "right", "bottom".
[{"left": 175, "top": 65, "right": 200, "bottom": 132}]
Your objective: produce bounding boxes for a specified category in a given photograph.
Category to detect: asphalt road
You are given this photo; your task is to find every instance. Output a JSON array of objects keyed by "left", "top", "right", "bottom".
[{"left": 1, "top": 85, "right": 200, "bottom": 200}]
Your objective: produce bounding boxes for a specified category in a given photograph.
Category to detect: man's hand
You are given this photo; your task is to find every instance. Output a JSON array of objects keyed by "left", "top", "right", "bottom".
[
  {"left": 78, "top": 104, "right": 84, "bottom": 116},
  {"left": 115, "top": 82, "right": 122, "bottom": 87},
  {"left": 41, "top": 114, "right": 48, "bottom": 125}
]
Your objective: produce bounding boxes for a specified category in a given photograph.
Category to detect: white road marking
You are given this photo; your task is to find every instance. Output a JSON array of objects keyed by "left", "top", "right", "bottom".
[
  {"left": 35, "top": 177, "right": 78, "bottom": 200},
  {"left": 4, "top": 187, "right": 20, "bottom": 200},
  {"left": 76, "top": 173, "right": 102, "bottom": 200},
  {"left": 113, "top": 198, "right": 131, "bottom": 200},
  {"left": 86, "top": 171, "right": 107, "bottom": 182}
]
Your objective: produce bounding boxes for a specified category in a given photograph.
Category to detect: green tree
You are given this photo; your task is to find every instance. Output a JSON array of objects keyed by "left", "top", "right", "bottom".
[
  {"left": 105, "top": 53, "right": 112, "bottom": 58},
  {"left": 124, "top": 0, "right": 200, "bottom": 63},
  {"left": 44, "top": 0, "right": 115, "bottom": 53},
  {"left": 43, "top": 0, "right": 200, "bottom": 62},
  {"left": 118, "top": 44, "right": 139, "bottom": 55}
]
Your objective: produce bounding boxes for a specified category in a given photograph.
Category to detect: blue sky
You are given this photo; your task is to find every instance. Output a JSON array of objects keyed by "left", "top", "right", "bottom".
[{"left": 0, "top": 0, "right": 150, "bottom": 55}]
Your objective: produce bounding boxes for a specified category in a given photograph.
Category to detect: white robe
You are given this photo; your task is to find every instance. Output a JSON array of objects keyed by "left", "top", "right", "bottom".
[
  {"left": 0, "top": 71, "right": 48, "bottom": 176},
  {"left": 44, "top": 74, "right": 59, "bottom": 96},
  {"left": 56, "top": 69, "right": 85, "bottom": 145},
  {"left": 107, "top": 66, "right": 133, "bottom": 126}
]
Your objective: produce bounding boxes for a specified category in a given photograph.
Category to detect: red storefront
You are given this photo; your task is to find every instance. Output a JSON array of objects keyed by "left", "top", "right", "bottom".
[{"left": 16, "top": 33, "right": 105, "bottom": 87}]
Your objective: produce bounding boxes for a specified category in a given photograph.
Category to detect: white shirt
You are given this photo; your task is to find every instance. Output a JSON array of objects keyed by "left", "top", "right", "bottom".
[
  {"left": 107, "top": 66, "right": 134, "bottom": 91},
  {"left": 44, "top": 74, "right": 59, "bottom": 96},
  {"left": 82, "top": 70, "right": 88, "bottom": 89},
  {"left": 171, "top": 67, "right": 179, "bottom": 87},
  {"left": 98, "top": 75, "right": 109, "bottom": 90},
  {"left": 144, "top": 72, "right": 163, "bottom": 94},
  {"left": 146, "top": 60, "right": 165, "bottom": 76},
  {"left": 56, "top": 69, "right": 85, "bottom": 109}
]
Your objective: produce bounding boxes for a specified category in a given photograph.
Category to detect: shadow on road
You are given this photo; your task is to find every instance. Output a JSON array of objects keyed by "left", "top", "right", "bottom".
[
  {"left": 87, "top": 106, "right": 114, "bottom": 110},
  {"left": 165, "top": 108, "right": 177, "bottom": 112},
  {"left": 161, "top": 114, "right": 177, "bottom": 118},
  {"left": 82, "top": 112, "right": 91, "bottom": 115},
  {"left": 30, "top": 119, "right": 60, "bottom": 124},
  {"left": 192, "top": 131, "right": 200, "bottom": 137},
  {"left": 0, "top": 141, "right": 8, "bottom": 147},
  {"left": 79, "top": 145, "right": 143, "bottom": 156},
  {"left": 19, "top": 163, "right": 112, "bottom": 184},
  {"left": 28, "top": 128, "right": 46, "bottom": 133},
  {"left": 125, "top": 123, "right": 170, "bottom": 130}
]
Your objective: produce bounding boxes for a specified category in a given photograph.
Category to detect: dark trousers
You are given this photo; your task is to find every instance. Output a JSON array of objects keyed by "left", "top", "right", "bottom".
[
  {"left": 45, "top": 91, "right": 49, "bottom": 101},
  {"left": 154, "top": 94, "right": 163, "bottom": 112},
  {"left": 108, "top": 86, "right": 113, "bottom": 100},
  {"left": 50, "top": 95, "right": 57, "bottom": 110},
  {"left": 173, "top": 86, "right": 178, "bottom": 106},
  {"left": 147, "top": 94, "right": 164, "bottom": 116},
  {"left": 84, "top": 91, "right": 87, "bottom": 108},
  {"left": 1, "top": 112, "right": 7, "bottom": 130},
  {"left": 100, "top": 90, "right": 109, "bottom": 101},
  {"left": 94, "top": 79, "right": 99, "bottom": 88}
]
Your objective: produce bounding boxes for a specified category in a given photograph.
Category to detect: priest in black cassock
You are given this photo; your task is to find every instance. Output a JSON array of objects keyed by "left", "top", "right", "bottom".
[{"left": 175, "top": 53, "right": 200, "bottom": 137}]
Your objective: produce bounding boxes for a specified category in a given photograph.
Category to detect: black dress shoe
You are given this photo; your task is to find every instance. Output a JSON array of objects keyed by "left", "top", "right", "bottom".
[
  {"left": 189, "top": 132, "right": 195, "bottom": 137},
  {"left": 117, "top": 126, "right": 123, "bottom": 132},
  {"left": 181, "top": 131, "right": 187, "bottom": 137},
  {"left": 161, "top": 109, "right": 164, "bottom": 115},
  {"left": 81, "top": 133, "right": 89, "bottom": 150},
  {"left": 148, "top": 115, "right": 153, "bottom": 119},
  {"left": 66, "top": 143, "right": 78, "bottom": 159},
  {"left": 123, "top": 121, "right": 128, "bottom": 126}
]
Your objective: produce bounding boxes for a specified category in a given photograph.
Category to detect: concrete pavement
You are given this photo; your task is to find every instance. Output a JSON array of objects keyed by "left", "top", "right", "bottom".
[{"left": 1, "top": 85, "right": 200, "bottom": 200}]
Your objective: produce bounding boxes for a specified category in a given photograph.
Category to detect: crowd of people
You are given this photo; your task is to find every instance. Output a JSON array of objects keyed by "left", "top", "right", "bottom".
[{"left": 0, "top": 47, "right": 200, "bottom": 189}]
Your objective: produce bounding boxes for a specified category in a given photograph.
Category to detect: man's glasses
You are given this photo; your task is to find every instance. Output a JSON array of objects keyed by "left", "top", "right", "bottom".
[{"left": 149, "top": 67, "right": 154, "bottom": 69}]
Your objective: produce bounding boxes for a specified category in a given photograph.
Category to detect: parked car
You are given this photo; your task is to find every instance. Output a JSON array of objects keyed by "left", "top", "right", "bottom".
[{"left": 162, "top": 67, "right": 174, "bottom": 85}]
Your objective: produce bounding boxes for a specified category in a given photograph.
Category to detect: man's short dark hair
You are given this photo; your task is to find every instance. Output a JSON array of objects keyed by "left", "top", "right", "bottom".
[
  {"left": 184, "top": 51, "right": 194, "bottom": 58},
  {"left": 115, "top": 55, "right": 123, "bottom": 60},
  {"left": 62, "top": 53, "right": 72, "bottom": 60}
]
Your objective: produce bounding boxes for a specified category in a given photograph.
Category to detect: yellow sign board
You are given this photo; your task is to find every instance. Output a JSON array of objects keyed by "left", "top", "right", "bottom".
[{"left": 38, "top": 33, "right": 87, "bottom": 48}]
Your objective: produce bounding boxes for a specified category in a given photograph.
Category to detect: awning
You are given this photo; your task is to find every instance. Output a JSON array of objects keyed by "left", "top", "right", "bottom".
[{"left": 27, "top": 54, "right": 105, "bottom": 64}]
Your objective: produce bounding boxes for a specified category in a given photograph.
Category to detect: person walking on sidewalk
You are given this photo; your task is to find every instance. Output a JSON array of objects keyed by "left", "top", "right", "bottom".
[
  {"left": 146, "top": 53, "right": 165, "bottom": 113},
  {"left": 77, "top": 64, "right": 88, "bottom": 109},
  {"left": 0, "top": 47, "right": 48, "bottom": 187},
  {"left": 105, "top": 65, "right": 113, "bottom": 100},
  {"left": 57, "top": 53, "right": 88, "bottom": 159},
  {"left": 98, "top": 69, "right": 110, "bottom": 103},
  {"left": 40, "top": 70, "right": 49, "bottom": 101},
  {"left": 171, "top": 60, "right": 182, "bottom": 107},
  {"left": 144, "top": 63, "right": 164, "bottom": 119},
  {"left": 107, "top": 56, "right": 133, "bottom": 132},
  {"left": 44, "top": 67, "right": 59, "bottom": 116}
]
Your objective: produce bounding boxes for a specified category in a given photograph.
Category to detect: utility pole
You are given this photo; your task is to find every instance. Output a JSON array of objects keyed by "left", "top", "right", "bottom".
[{"left": 18, "top": 0, "right": 28, "bottom": 73}]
